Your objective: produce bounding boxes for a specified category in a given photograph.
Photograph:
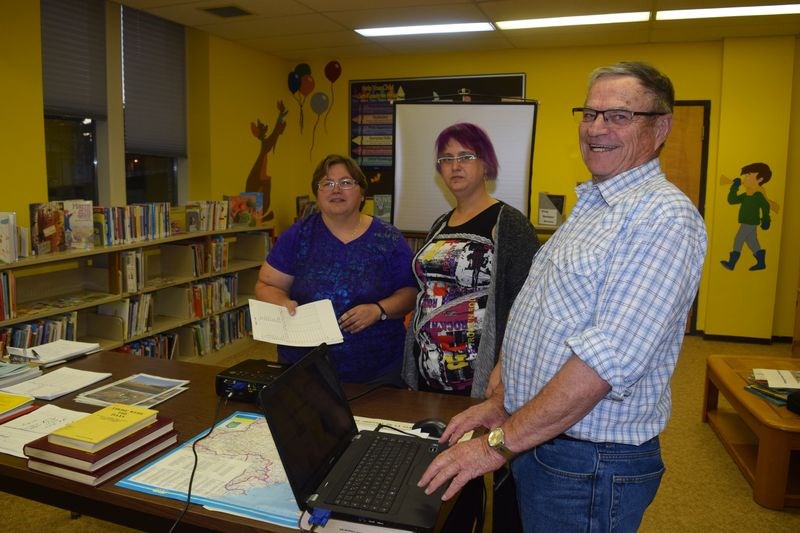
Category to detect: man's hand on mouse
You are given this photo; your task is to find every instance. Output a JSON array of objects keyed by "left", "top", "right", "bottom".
[
  {"left": 438, "top": 396, "right": 507, "bottom": 447},
  {"left": 418, "top": 435, "right": 504, "bottom": 501}
]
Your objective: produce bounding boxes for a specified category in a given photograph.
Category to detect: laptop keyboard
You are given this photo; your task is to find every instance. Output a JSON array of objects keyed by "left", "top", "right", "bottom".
[{"left": 333, "top": 434, "right": 419, "bottom": 513}]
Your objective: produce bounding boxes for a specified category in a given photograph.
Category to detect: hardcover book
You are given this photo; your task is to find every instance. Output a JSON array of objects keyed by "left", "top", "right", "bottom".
[
  {"left": 0, "top": 212, "right": 18, "bottom": 263},
  {"left": 227, "top": 194, "right": 261, "bottom": 227},
  {"left": 239, "top": 192, "right": 264, "bottom": 226},
  {"left": 24, "top": 415, "right": 174, "bottom": 472},
  {"left": 185, "top": 204, "right": 201, "bottom": 232},
  {"left": 62, "top": 199, "right": 94, "bottom": 250},
  {"left": 169, "top": 205, "right": 187, "bottom": 235},
  {"left": 29, "top": 201, "right": 66, "bottom": 255},
  {"left": 48, "top": 403, "right": 158, "bottom": 452},
  {"left": 28, "top": 431, "right": 177, "bottom": 486}
]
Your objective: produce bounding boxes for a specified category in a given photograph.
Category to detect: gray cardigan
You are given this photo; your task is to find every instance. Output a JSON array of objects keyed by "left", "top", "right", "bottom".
[{"left": 402, "top": 203, "right": 540, "bottom": 398}]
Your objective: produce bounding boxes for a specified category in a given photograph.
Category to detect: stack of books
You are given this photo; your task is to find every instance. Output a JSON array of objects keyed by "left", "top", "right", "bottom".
[
  {"left": 0, "top": 391, "right": 36, "bottom": 424},
  {"left": 746, "top": 368, "right": 800, "bottom": 405},
  {"left": 24, "top": 403, "right": 177, "bottom": 486},
  {"left": 0, "top": 362, "right": 42, "bottom": 389}
]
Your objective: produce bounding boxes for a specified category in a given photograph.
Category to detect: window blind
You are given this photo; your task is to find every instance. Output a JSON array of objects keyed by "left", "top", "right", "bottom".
[
  {"left": 122, "top": 6, "right": 186, "bottom": 157},
  {"left": 41, "top": 0, "right": 107, "bottom": 118}
]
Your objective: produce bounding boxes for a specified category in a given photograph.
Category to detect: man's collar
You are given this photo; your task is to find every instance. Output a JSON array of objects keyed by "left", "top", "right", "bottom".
[{"left": 578, "top": 158, "right": 662, "bottom": 206}]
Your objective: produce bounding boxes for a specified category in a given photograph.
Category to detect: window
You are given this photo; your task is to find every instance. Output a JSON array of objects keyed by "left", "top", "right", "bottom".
[
  {"left": 44, "top": 117, "right": 98, "bottom": 202},
  {"left": 40, "top": 0, "right": 106, "bottom": 203},
  {"left": 122, "top": 6, "right": 185, "bottom": 204},
  {"left": 125, "top": 154, "right": 177, "bottom": 204}
]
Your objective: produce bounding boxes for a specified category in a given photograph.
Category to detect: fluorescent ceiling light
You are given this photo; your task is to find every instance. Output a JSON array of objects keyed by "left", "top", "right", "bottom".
[
  {"left": 496, "top": 11, "right": 650, "bottom": 30},
  {"left": 355, "top": 22, "right": 494, "bottom": 37},
  {"left": 657, "top": 4, "right": 800, "bottom": 20}
]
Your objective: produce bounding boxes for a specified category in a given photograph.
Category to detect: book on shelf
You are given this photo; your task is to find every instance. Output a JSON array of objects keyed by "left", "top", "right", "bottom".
[
  {"left": 24, "top": 415, "right": 174, "bottom": 471},
  {"left": 0, "top": 391, "right": 35, "bottom": 419},
  {"left": 29, "top": 201, "right": 66, "bottom": 255},
  {"left": 227, "top": 193, "right": 262, "bottom": 227},
  {"left": 185, "top": 204, "right": 201, "bottom": 232},
  {"left": 48, "top": 403, "right": 158, "bottom": 452},
  {"left": 62, "top": 199, "right": 94, "bottom": 250},
  {"left": 0, "top": 212, "right": 18, "bottom": 263},
  {"left": 27, "top": 430, "right": 177, "bottom": 486},
  {"left": 169, "top": 205, "right": 187, "bottom": 234}
]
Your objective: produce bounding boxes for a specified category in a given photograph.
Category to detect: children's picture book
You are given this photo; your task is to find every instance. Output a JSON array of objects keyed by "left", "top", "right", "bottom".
[
  {"left": 239, "top": 192, "right": 264, "bottom": 226},
  {"left": 185, "top": 204, "right": 201, "bottom": 233},
  {"left": 169, "top": 205, "right": 187, "bottom": 235},
  {"left": 63, "top": 199, "right": 94, "bottom": 250},
  {"left": 227, "top": 195, "right": 259, "bottom": 227},
  {"left": 0, "top": 212, "right": 18, "bottom": 263},
  {"left": 372, "top": 194, "right": 392, "bottom": 223},
  {"left": 30, "top": 201, "right": 66, "bottom": 255}
]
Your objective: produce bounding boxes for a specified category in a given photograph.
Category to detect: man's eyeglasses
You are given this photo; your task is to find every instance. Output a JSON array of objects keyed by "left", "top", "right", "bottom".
[
  {"left": 437, "top": 153, "right": 479, "bottom": 166},
  {"left": 318, "top": 178, "right": 358, "bottom": 191},
  {"left": 572, "top": 107, "right": 667, "bottom": 127}
]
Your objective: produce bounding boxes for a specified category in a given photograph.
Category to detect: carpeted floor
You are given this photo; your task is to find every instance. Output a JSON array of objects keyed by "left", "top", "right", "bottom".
[{"left": 2, "top": 335, "right": 800, "bottom": 531}]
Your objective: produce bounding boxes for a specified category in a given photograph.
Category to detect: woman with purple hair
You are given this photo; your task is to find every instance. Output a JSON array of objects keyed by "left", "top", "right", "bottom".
[{"left": 402, "top": 122, "right": 539, "bottom": 399}]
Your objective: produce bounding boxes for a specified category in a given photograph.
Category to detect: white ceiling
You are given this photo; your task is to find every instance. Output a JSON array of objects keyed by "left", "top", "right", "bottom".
[{"left": 118, "top": 1, "right": 800, "bottom": 60}]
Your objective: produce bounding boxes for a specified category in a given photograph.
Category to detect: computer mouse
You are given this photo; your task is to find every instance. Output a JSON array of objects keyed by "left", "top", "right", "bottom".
[{"left": 412, "top": 418, "right": 447, "bottom": 438}]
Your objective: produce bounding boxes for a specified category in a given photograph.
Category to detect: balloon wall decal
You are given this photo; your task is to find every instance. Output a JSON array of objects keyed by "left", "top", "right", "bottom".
[
  {"left": 309, "top": 91, "right": 330, "bottom": 160},
  {"left": 288, "top": 63, "right": 316, "bottom": 133},
  {"left": 323, "top": 60, "right": 342, "bottom": 132}
]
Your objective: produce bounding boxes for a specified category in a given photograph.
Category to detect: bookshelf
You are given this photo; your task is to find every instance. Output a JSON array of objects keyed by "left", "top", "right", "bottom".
[{"left": 0, "top": 227, "right": 271, "bottom": 365}]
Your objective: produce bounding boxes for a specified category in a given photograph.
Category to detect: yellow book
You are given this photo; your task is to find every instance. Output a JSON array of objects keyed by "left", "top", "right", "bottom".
[
  {"left": 0, "top": 391, "right": 35, "bottom": 417},
  {"left": 48, "top": 403, "right": 158, "bottom": 452}
]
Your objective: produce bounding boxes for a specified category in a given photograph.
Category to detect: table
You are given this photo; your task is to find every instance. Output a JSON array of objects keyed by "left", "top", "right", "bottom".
[
  {"left": 702, "top": 354, "right": 800, "bottom": 509},
  {"left": 0, "top": 352, "right": 478, "bottom": 531}
]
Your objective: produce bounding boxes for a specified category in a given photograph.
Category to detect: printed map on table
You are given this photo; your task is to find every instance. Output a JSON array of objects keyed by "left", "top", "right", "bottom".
[{"left": 117, "top": 411, "right": 298, "bottom": 527}]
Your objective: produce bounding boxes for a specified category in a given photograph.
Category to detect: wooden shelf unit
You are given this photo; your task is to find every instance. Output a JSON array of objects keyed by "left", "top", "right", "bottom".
[{"left": 0, "top": 227, "right": 270, "bottom": 364}]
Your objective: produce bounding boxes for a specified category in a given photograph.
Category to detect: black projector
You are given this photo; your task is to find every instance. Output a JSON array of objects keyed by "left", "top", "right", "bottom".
[{"left": 215, "top": 359, "right": 289, "bottom": 403}]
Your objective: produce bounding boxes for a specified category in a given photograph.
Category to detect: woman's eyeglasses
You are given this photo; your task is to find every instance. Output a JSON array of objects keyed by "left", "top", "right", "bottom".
[
  {"left": 436, "top": 153, "right": 479, "bottom": 166},
  {"left": 318, "top": 178, "right": 358, "bottom": 191}
]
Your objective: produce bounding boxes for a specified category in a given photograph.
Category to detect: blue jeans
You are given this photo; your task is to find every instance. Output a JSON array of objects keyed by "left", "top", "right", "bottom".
[{"left": 511, "top": 435, "right": 664, "bottom": 532}]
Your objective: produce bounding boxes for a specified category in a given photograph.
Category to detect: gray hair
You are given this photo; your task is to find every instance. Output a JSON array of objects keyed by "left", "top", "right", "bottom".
[{"left": 589, "top": 61, "right": 674, "bottom": 113}]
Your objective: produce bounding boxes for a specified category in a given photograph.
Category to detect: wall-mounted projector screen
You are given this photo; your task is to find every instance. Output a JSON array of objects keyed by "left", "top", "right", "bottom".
[{"left": 393, "top": 102, "right": 536, "bottom": 233}]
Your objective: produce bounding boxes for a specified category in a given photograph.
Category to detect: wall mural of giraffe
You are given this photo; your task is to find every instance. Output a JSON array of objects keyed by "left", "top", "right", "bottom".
[{"left": 245, "top": 100, "right": 289, "bottom": 223}]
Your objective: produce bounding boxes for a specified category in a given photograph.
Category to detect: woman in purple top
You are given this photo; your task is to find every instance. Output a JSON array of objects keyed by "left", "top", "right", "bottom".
[{"left": 255, "top": 154, "right": 417, "bottom": 384}]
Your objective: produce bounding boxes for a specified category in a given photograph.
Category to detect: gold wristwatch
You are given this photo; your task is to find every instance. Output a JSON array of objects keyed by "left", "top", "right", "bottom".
[{"left": 487, "top": 427, "right": 516, "bottom": 461}]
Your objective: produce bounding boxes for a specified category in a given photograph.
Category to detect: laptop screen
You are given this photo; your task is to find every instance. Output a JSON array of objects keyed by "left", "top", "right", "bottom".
[{"left": 259, "top": 344, "right": 357, "bottom": 509}]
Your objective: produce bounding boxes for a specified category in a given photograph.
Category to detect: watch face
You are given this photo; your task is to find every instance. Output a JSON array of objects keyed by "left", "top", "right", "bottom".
[{"left": 488, "top": 428, "right": 504, "bottom": 448}]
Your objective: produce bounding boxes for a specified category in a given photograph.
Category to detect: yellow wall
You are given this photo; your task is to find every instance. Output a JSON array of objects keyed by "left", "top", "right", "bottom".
[
  {"left": 705, "top": 37, "right": 795, "bottom": 338},
  {"left": 0, "top": 1, "right": 48, "bottom": 220},
  {"left": 1, "top": 1, "right": 798, "bottom": 339}
]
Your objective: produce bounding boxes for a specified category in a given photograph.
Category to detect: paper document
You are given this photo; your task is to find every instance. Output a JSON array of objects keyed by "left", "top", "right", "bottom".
[
  {"left": 0, "top": 404, "right": 89, "bottom": 457},
  {"left": 754, "top": 368, "right": 800, "bottom": 390},
  {"left": 74, "top": 373, "right": 189, "bottom": 408},
  {"left": 8, "top": 339, "right": 101, "bottom": 367},
  {"left": 249, "top": 299, "right": 344, "bottom": 346},
  {"left": 0, "top": 367, "right": 112, "bottom": 400}
]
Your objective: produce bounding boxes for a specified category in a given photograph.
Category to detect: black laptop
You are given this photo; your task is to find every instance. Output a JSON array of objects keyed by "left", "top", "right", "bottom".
[{"left": 258, "top": 344, "right": 447, "bottom": 532}]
